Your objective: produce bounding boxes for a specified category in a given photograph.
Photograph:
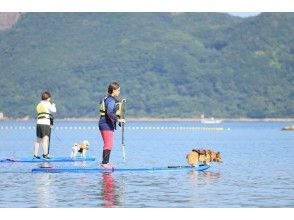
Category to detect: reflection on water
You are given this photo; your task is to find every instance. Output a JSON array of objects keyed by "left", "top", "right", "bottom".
[
  {"left": 101, "top": 172, "right": 115, "bottom": 207},
  {"left": 188, "top": 171, "right": 221, "bottom": 185},
  {"left": 38, "top": 162, "right": 52, "bottom": 168},
  {"left": 185, "top": 171, "right": 222, "bottom": 207},
  {"left": 73, "top": 161, "right": 88, "bottom": 167},
  {"left": 35, "top": 169, "right": 57, "bottom": 207},
  {"left": 100, "top": 172, "right": 126, "bottom": 208}
]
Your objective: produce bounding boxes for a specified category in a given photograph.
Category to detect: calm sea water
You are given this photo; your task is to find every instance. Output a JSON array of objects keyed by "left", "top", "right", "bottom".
[{"left": 0, "top": 120, "right": 293, "bottom": 208}]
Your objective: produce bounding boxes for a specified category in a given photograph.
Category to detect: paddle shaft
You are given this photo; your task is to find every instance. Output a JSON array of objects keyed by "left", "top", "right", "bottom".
[
  {"left": 121, "top": 99, "right": 126, "bottom": 161},
  {"left": 48, "top": 126, "right": 52, "bottom": 155},
  {"left": 122, "top": 122, "right": 126, "bottom": 161}
]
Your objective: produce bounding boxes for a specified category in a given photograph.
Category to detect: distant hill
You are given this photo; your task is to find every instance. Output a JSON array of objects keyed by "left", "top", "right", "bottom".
[{"left": 0, "top": 12, "right": 293, "bottom": 119}]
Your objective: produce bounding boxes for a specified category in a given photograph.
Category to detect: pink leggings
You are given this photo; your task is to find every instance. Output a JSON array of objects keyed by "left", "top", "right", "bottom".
[{"left": 100, "top": 130, "right": 114, "bottom": 150}]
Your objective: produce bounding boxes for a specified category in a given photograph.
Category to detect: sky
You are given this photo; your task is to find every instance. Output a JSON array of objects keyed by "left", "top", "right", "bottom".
[
  {"left": 0, "top": 0, "right": 292, "bottom": 12},
  {"left": 228, "top": 12, "right": 261, "bottom": 17}
]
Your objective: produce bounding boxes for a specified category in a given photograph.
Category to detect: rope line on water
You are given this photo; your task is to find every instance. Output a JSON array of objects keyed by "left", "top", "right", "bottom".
[{"left": 0, "top": 126, "right": 227, "bottom": 131}]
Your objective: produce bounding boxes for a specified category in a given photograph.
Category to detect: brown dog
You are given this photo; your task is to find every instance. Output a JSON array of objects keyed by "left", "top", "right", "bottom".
[{"left": 186, "top": 148, "right": 222, "bottom": 166}]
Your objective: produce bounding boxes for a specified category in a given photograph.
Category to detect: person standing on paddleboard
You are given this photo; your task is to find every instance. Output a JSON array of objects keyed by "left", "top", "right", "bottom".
[
  {"left": 99, "top": 82, "right": 125, "bottom": 169},
  {"left": 33, "top": 91, "right": 56, "bottom": 159}
]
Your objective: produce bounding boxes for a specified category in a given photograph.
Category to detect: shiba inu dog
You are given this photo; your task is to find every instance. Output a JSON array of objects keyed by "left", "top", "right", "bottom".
[{"left": 186, "top": 148, "right": 222, "bottom": 166}]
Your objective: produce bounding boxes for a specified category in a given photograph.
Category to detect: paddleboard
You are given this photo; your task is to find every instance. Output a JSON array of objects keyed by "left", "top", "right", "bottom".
[
  {"left": 0, "top": 156, "right": 95, "bottom": 163},
  {"left": 32, "top": 164, "right": 210, "bottom": 173}
]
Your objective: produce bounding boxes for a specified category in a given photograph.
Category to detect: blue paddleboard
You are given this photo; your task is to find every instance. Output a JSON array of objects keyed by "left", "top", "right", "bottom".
[
  {"left": 0, "top": 156, "right": 95, "bottom": 163},
  {"left": 32, "top": 164, "right": 210, "bottom": 173}
]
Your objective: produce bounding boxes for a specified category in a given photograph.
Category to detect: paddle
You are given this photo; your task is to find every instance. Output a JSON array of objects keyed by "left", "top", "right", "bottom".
[
  {"left": 121, "top": 99, "right": 126, "bottom": 161},
  {"left": 48, "top": 116, "right": 54, "bottom": 155},
  {"left": 48, "top": 126, "right": 51, "bottom": 155}
]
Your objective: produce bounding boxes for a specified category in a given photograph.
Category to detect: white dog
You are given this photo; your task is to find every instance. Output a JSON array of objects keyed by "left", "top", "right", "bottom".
[{"left": 70, "top": 140, "right": 90, "bottom": 158}]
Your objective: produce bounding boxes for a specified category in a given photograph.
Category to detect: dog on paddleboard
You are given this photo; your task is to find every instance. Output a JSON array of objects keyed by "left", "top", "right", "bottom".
[
  {"left": 186, "top": 148, "right": 222, "bottom": 166},
  {"left": 70, "top": 140, "right": 90, "bottom": 158}
]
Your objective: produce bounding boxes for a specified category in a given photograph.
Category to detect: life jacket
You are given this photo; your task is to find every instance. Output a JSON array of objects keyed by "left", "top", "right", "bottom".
[
  {"left": 36, "top": 102, "right": 54, "bottom": 125},
  {"left": 99, "top": 96, "right": 123, "bottom": 118}
]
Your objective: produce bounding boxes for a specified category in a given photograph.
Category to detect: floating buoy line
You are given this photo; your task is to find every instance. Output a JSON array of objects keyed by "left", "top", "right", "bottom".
[{"left": 0, "top": 126, "right": 228, "bottom": 131}]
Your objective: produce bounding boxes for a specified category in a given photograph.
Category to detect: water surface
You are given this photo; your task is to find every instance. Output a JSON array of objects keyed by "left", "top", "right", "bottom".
[{"left": 0, "top": 120, "right": 293, "bottom": 207}]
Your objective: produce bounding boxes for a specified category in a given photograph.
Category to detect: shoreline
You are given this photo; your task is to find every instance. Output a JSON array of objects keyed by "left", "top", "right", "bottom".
[{"left": 1, "top": 117, "right": 294, "bottom": 122}]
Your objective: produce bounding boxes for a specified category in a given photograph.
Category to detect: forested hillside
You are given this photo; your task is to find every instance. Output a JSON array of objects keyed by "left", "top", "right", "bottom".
[{"left": 0, "top": 12, "right": 293, "bottom": 119}]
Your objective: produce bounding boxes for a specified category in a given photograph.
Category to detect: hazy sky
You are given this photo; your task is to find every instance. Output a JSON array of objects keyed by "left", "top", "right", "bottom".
[
  {"left": 1, "top": 1, "right": 288, "bottom": 12},
  {"left": 228, "top": 12, "right": 261, "bottom": 17}
]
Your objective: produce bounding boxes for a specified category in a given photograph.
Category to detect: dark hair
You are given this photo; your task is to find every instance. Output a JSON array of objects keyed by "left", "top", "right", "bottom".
[
  {"left": 41, "top": 91, "right": 51, "bottom": 100},
  {"left": 108, "top": 82, "right": 120, "bottom": 94}
]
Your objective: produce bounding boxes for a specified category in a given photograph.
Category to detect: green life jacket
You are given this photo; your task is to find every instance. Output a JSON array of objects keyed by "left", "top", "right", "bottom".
[{"left": 99, "top": 96, "right": 123, "bottom": 118}]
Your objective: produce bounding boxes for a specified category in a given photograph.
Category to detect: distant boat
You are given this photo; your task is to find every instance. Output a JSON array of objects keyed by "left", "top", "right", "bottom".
[
  {"left": 282, "top": 125, "right": 294, "bottom": 131},
  {"left": 200, "top": 117, "right": 222, "bottom": 124}
]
